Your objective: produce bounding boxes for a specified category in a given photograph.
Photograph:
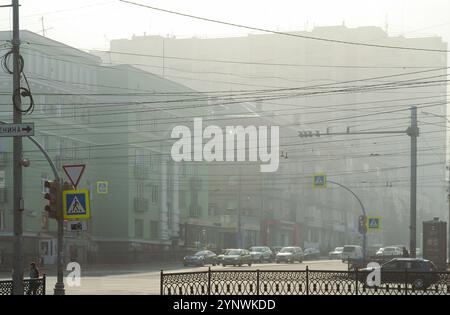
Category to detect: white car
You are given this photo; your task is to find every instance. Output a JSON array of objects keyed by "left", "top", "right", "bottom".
[
  {"left": 341, "top": 245, "right": 363, "bottom": 262},
  {"left": 329, "top": 247, "right": 344, "bottom": 260},
  {"left": 376, "top": 246, "right": 403, "bottom": 257}
]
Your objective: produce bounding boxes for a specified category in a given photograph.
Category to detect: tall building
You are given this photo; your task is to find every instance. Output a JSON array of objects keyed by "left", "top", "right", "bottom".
[
  {"left": 0, "top": 31, "right": 210, "bottom": 268},
  {"left": 108, "top": 25, "right": 447, "bottom": 250}
]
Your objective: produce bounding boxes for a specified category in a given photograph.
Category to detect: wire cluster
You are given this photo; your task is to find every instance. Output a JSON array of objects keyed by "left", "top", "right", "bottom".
[{"left": 1, "top": 49, "right": 35, "bottom": 114}]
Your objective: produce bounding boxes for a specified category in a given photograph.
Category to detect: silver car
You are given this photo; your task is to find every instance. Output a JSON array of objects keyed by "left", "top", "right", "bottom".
[
  {"left": 329, "top": 247, "right": 344, "bottom": 260},
  {"left": 249, "top": 246, "right": 273, "bottom": 263}
]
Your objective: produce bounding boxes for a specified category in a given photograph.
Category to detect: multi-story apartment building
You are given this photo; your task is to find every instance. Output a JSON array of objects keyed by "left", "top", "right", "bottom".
[
  {"left": 0, "top": 31, "right": 209, "bottom": 268},
  {"left": 108, "top": 25, "right": 447, "bottom": 251}
]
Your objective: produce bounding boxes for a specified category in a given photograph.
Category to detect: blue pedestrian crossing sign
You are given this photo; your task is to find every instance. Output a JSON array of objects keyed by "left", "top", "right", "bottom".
[
  {"left": 313, "top": 173, "right": 327, "bottom": 188},
  {"left": 97, "top": 181, "right": 108, "bottom": 194},
  {"left": 63, "top": 189, "right": 90, "bottom": 220},
  {"left": 367, "top": 216, "right": 382, "bottom": 231}
]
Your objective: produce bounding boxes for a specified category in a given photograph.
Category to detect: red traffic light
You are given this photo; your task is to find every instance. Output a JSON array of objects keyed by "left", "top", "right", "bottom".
[{"left": 44, "top": 180, "right": 60, "bottom": 220}]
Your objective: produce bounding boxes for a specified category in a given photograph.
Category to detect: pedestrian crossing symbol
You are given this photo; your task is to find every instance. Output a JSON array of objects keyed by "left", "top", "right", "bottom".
[
  {"left": 367, "top": 216, "right": 382, "bottom": 231},
  {"left": 63, "top": 189, "right": 90, "bottom": 220},
  {"left": 313, "top": 173, "right": 327, "bottom": 188}
]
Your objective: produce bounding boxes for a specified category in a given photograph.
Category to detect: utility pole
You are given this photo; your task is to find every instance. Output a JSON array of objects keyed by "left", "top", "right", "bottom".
[
  {"left": 12, "top": 0, "right": 24, "bottom": 295},
  {"left": 237, "top": 167, "right": 242, "bottom": 248},
  {"left": 409, "top": 106, "right": 418, "bottom": 258},
  {"left": 299, "top": 106, "right": 419, "bottom": 260}
]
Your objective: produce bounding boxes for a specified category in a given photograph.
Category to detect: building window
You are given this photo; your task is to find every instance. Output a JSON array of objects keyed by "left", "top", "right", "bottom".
[
  {"left": 179, "top": 190, "right": 186, "bottom": 208},
  {"left": 0, "top": 210, "right": 4, "bottom": 230},
  {"left": 134, "top": 219, "right": 144, "bottom": 239},
  {"left": 137, "top": 182, "right": 144, "bottom": 199},
  {"left": 151, "top": 185, "right": 159, "bottom": 203},
  {"left": 135, "top": 148, "right": 150, "bottom": 167},
  {"left": 150, "top": 221, "right": 159, "bottom": 239}
]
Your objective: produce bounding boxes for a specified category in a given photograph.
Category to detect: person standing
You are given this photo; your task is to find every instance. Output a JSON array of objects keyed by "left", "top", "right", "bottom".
[{"left": 27, "top": 262, "right": 40, "bottom": 295}]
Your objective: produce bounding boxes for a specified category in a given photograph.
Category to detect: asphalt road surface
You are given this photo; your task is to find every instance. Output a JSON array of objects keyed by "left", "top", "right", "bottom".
[{"left": 42, "top": 259, "right": 347, "bottom": 295}]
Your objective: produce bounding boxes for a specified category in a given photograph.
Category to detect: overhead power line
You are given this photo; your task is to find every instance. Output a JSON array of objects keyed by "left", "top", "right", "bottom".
[{"left": 119, "top": 0, "right": 450, "bottom": 53}]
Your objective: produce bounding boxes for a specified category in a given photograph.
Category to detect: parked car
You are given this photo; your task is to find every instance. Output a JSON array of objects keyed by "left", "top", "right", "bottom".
[
  {"left": 271, "top": 246, "right": 283, "bottom": 255},
  {"left": 358, "top": 258, "right": 439, "bottom": 290},
  {"left": 222, "top": 249, "right": 252, "bottom": 267},
  {"left": 393, "top": 245, "right": 410, "bottom": 257},
  {"left": 183, "top": 250, "right": 217, "bottom": 267},
  {"left": 329, "top": 247, "right": 344, "bottom": 260},
  {"left": 216, "top": 249, "right": 232, "bottom": 264},
  {"left": 368, "top": 244, "right": 383, "bottom": 257},
  {"left": 275, "top": 247, "right": 303, "bottom": 263},
  {"left": 376, "top": 246, "right": 403, "bottom": 257},
  {"left": 416, "top": 248, "right": 422, "bottom": 258},
  {"left": 304, "top": 248, "right": 320, "bottom": 260},
  {"left": 342, "top": 245, "right": 363, "bottom": 262},
  {"left": 249, "top": 246, "right": 273, "bottom": 263}
]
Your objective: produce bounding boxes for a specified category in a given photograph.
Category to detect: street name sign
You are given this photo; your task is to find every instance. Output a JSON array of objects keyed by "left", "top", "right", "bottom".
[
  {"left": 63, "top": 189, "right": 90, "bottom": 220},
  {"left": 0, "top": 122, "right": 34, "bottom": 137}
]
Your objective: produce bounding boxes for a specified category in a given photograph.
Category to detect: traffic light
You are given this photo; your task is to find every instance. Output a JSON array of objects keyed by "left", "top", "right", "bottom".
[
  {"left": 44, "top": 179, "right": 61, "bottom": 220},
  {"left": 298, "top": 130, "right": 320, "bottom": 138},
  {"left": 358, "top": 214, "right": 367, "bottom": 234}
]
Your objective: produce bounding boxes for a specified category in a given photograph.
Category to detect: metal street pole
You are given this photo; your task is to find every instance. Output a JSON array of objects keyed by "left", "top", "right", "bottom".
[
  {"left": 54, "top": 182, "right": 65, "bottom": 295},
  {"left": 409, "top": 106, "right": 418, "bottom": 258},
  {"left": 300, "top": 106, "right": 419, "bottom": 259},
  {"left": 11, "top": 0, "right": 24, "bottom": 295},
  {"left": 422, "top": 111, "right": 450, "bottom": 263},
  {"left": 0, "top": 120, "right": 64, "bottom": 294},
  {"left": 237, "top": 166, "right": 242, "bottom": 248},
  {"left": 328, "top": 180, "right": 367, "bottom": 263}
]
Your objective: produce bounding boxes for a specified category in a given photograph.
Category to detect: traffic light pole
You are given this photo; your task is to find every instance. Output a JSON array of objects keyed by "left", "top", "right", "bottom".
[
  {"left": 299, "top": 106, "right": 419, "bottom": 260},
  {"left": 409, "top": 106, "right": 418, "bottom": 258},
  {"left": 54, "top": 182, "right": 65, "bottom": 295},
  {"left": 0, "top": 119, "right": 64, "bottom": 294},
  {"left": 327, "top": 180, "right": 367, "bottom": 263}
]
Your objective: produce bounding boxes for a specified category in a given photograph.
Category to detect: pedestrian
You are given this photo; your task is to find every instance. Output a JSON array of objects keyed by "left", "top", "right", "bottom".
[
  {"left": 27, "top": 262, "right": 40, "bottom": 295},
  {"left": 402, "top": 247, "right": 409, "bottom": 258}
]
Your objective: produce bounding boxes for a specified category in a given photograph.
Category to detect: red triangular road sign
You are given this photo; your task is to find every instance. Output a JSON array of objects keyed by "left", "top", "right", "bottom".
[{"left": 62, "top": 164, "right": 86, "bottom": 188}]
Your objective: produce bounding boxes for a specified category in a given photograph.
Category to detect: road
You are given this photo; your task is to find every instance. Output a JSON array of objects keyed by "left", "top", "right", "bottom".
[{"left": 41, "top": 259, "right": 347, "bottom": 295}]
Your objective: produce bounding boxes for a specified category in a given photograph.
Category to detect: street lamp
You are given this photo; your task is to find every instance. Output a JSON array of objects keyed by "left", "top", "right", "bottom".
[{"left": 422, "top": 110, "right": 450, "bottom": 262}]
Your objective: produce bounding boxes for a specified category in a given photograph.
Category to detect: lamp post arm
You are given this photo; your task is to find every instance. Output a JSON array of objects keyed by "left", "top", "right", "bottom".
[{"left": 327, "top": 180, "right": 366, "bottom": 216}]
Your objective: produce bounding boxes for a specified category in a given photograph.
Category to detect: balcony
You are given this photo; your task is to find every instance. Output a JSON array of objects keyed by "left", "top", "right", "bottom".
[{"left": 134, "top": 197, "right": 149, "bottom": 212}]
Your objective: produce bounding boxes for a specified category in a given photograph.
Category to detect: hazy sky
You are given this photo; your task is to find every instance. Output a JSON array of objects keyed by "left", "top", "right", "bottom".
[{"left": 0, "top": 0, "right": 450, "bottom": 51}]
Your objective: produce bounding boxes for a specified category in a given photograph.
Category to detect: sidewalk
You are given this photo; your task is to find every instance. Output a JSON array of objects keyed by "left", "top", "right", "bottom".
[{"left": 1, "top": 261, "right": 183, "bottom": 279}]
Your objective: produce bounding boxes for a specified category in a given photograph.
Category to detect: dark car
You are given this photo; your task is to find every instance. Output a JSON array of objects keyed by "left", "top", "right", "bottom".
[
  {"left": 183, "top": 250, "right": 217, "bottom": 267},
  {"left": 222, "top": 249, "right": 252, "bottom": 267},
  {"left": 249, "top": 246, "right": 273, "bottom": 263},
  {"left": 275, "top": 247, "right": 303, "bottom": 263},
  {"left": 216, "top": 249, "right": 232, "bottom": 264},
  {"left": 358, "top": 258, "right": 439, "bottom": 290},
  {"left": 303, "top": 248, "right": 320, "bottom": 260}
]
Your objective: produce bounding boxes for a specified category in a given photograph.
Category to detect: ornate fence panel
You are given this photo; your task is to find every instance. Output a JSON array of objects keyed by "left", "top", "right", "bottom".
[
  {"left": 259, "top": 270, "right": 307, "bottom": 295},
  {"left": 307, "top": 270, "right": 357, "bottom": 295},
  {"left": 0, "top": 275, "right": 46, "bottom": 295},
  {"left": 161, "top": 270, "right": 209, "bottom": 295},
  {"left": 161, "top": 268, "right": 450, "bottom": 295},
  {"left": 210, "top": 271, "right": 257, "bottom": 295}
]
